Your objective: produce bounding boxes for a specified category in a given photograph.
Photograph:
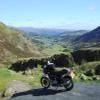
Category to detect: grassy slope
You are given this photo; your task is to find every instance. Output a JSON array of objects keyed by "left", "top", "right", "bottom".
[{"left": 0, "top": 22, "right": 42, "bottom": 64}]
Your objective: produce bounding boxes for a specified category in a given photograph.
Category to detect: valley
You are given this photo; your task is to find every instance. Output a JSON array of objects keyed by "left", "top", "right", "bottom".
[
  {"left": 0, "top": 0, "right": 100, "bottom": 99},
  {"left": 19, "top": 27, "right": 88, "bottom": 56},
  {"left": 0, "top": 22, "right": 100, "bottom": 99}
]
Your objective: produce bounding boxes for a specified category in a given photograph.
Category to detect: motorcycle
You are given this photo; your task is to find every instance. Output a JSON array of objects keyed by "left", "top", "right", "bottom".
[{"left": 40, "top": 63, "right": 74, "bottom": 91}]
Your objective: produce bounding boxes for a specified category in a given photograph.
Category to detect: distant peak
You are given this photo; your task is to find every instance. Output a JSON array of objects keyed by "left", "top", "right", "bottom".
[
  {"left": 92, "top": 26, "right": 100, "bottom": 32},
  {"left": 96, "top": 26, "right": 100, "bottom": 29}
]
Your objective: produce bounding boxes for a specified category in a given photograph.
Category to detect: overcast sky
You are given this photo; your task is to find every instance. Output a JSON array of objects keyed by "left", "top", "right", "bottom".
[{"left": 0, "top": 0, "right": 100, "bottom": 29}]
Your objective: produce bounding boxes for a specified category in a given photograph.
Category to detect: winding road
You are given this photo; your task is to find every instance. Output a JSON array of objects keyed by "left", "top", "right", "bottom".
[{"left": 11, "top": 82, "right": 100, "bottom": 100}]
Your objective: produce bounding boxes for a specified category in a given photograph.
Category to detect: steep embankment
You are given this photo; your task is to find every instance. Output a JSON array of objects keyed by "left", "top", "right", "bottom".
[{"left": 0, "top": 22, "right": 42, "bottom": 64}]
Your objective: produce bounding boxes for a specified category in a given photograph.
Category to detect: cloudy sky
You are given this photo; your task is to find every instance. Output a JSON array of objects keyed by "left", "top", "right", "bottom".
[{"left": 0, "top": 0, "right": 100, "bottom": 29}]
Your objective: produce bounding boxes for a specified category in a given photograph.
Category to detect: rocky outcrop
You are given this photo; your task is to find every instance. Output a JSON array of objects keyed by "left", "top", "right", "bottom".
[
  {"left": 3, "top": 80, "right": 32, "bottom": 97},
  {"left": 72, "top": 48, "right": 100, "bottom": 65}
]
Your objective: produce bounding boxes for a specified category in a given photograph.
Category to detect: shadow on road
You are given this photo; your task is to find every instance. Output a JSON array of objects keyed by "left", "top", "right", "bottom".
[{"left": 11, "top": 88, "right": 66, "bottom": 98}]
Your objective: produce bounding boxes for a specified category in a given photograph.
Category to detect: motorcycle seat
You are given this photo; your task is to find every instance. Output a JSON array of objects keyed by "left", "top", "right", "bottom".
[{"left": 53, "top": 69, "right": 68, "bottom": 77}]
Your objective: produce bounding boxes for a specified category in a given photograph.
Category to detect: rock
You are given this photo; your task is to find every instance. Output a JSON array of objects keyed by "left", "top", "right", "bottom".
[
  {"left": 84, "top": 69, "right": 94, "bottom": 76},
  {"left": 92, "top": 76, "right": 97, "bottom": 80},
  {"left": 87, "top": 77, "right": 92, "bottom": 81},
  {"left": 3, "top": 80, "right": 32, "bottom": 97},
  {"left": 80, "top": 74, "right": 88, "bottom": 80},
  {"left": 96, "top": 76, "right": 100, "bottom": 80}
]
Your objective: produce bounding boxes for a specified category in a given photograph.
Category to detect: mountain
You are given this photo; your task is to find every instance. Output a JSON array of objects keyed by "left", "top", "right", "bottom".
[
  {"left": 18, "top": 27, "right": 67, "bottom": 36},
  {"left": 0, "top": 22, "right": 42, "bottom": 64},
  {"left": 72, "top": 26, "right": 100, "bottom": 49},
  {"left": 58, "top": 30, "right": 88, "bottom": 42},
  {"left": 18, "top": 27, "right": 88, "bottom": 42},
  {"left": 60, "top": 30, "right": 87, "bottom": 36},
  {"left": 74, "top": 26, "right": 100, "bottom": 43}
]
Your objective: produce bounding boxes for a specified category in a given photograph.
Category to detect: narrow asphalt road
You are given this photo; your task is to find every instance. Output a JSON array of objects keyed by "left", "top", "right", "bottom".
[{"left": 10, "top": 83, "right": 100, "bottom": 100}]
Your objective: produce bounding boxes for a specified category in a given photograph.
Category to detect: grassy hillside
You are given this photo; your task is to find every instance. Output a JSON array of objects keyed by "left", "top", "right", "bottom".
[
  {"left": 74, "top": 26, "right": 100, "bottom": 43},
  {"left": 59, "top": 30, "right": 88, "bottom": 42},
  {"left": 73, "top": 27, "right": 100, "bottom": 49},
  {"left": 0, "top": 22, "right": 42, "bottom": 64}
]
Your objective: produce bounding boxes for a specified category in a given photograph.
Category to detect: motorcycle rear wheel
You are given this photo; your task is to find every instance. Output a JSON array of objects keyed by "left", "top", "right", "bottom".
[
  {"left": 63, "top": 77, "right": 74, "bottom": 91},
  {"left": 41, "top": 77, "right": 50, "bottom": 89}
]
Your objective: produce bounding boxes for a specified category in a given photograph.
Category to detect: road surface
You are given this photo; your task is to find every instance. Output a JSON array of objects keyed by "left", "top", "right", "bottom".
[{"left": 10, "top": 82, "right": 100, "bottom": 100}]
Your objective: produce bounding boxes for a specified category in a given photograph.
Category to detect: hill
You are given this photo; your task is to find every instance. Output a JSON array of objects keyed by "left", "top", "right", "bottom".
[
  {"left": 58, "top": 30, "right": 88, "bottom": 42},
  {"left": 0, "top": 22, "right": 42, "bottom": 64},
  {"left": 74, "top": 26, "right": 100, "bottom": 43},
  {"left": 72, "top": 27, "right": 100, "bottom": 49}
]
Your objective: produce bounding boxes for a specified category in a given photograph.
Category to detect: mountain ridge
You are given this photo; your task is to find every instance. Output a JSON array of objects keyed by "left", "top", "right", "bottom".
[{"left": 74, "top": 26, "right": 100, "bottom": 43}]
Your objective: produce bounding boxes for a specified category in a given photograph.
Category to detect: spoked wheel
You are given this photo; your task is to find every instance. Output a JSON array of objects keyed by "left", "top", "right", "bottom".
[
  {"left": 41, "top": 77, "right": 50, "bottom": 89},
  {"left": 63, "top": 76, "right": 74, "bottom": 91}
]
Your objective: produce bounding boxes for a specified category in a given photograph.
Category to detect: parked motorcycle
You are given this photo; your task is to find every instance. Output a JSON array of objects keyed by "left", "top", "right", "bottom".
[{"left": 40, "top": 62, "right": 74, "bottom": 91}]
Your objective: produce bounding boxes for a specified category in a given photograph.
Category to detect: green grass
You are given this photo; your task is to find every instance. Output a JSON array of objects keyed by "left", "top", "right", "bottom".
[
  {"left": 80, "top": 61, "right": 100, "bottom": 70},
  {"left": 42, "top": 44, "right": 71, "bottom": 56},
  {"left": 0, "top": 68, "right": 11, "bottom": 91},
  {"left": 0, "top": 61, "right": 100, "bottom": 92},
  {"left": 0, "top": 65, "right": 42, "bottom": 92},
  {"left": 73, "top": 61, "right": 100, "bottom": 82}
]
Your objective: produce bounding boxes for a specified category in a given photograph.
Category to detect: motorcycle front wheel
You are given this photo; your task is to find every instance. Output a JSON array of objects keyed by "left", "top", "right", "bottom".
[
  {"left": 63, "top": 76, "right": 74, "bottom": 91},
  {"left": 41, "top": 77, "right": 50, "bottom": 89}
]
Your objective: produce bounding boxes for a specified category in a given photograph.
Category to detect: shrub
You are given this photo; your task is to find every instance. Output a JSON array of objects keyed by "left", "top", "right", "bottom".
[{"left": 95, "top": 65, "right": 100, "bottom": 75}]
